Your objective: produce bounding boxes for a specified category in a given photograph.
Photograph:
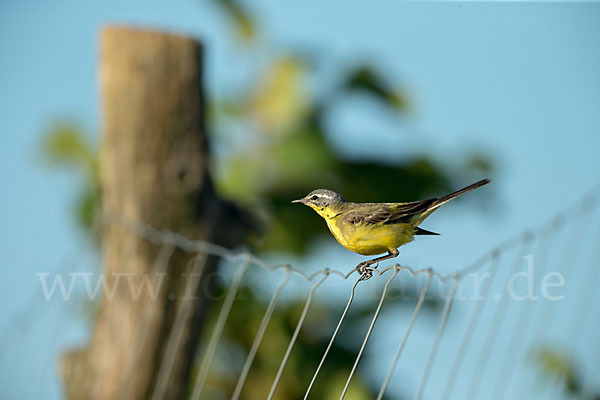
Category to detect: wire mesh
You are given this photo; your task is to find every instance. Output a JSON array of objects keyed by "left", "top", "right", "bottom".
[{"left": 2, "top": 185, "right": 600, "bottom": 399}]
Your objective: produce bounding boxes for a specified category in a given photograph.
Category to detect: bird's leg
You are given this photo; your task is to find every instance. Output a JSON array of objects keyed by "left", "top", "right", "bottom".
[{"left": 356, "top": 249, "right": 400, "bottom": 280}]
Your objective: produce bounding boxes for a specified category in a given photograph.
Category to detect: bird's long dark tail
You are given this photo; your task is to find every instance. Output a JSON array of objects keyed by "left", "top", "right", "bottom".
[
  {"left": 434, "top": 178, "right": 491, "bottom": 208},
  {"left": 415, "top": 227, "right": 440, "bottom": 235}
]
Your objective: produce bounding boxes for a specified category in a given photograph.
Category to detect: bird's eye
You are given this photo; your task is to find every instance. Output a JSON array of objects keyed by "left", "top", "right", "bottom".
[{"left": 311, "top": 195, "right": 318, "bottom": 201}]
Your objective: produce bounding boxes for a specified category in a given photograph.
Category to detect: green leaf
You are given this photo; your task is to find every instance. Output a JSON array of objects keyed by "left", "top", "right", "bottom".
[
  {"left": 41, "top": 122, "right": 98, "bottom": 178},
  {"left": 209, "top": 0, "right": 257, "bottom": 44},
  {"left": 343, "top": 66, "right": 408, "bottom": 111}
]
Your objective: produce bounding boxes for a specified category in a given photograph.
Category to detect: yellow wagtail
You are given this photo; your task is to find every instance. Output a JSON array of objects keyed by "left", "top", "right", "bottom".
[{"left": 292, "top": 178, "right": 490, "bottom": 279}]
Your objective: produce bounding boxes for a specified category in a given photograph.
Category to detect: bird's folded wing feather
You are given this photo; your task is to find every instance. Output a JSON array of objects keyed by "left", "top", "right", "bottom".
[{"left": 344, "top": 198, "right": 437, "bottom": 225}]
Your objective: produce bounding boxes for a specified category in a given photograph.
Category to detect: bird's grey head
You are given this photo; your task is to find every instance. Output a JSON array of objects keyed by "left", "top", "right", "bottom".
[{"left": 291, "top": 189, "right": 345, "bottom": 208}]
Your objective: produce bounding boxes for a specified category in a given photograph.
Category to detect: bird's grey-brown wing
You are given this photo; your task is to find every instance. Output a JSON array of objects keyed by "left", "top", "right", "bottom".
[
  {"left": 339, "top": 179, "right": 490, "bottom": 230},
  {"left": 343, "top": 198, "right": 437, "bottom": 226}
]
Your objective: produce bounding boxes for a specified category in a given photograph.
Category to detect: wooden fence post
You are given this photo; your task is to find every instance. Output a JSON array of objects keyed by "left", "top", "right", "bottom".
[{"left": 61, "top": 25, "right": 249, "bottom": 400}]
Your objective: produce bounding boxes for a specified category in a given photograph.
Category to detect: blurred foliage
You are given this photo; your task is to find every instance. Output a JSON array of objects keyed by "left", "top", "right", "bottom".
[
  {"left": 41, "top": 1, "right": 493, "bottom": 399},
  {"left": 41, "top": 122, "right": 100, "bottom": 235},
  {"left": 210, "top": 50, "right": 490, "bottom": 253},
  {"left": 41, "top": 19, "right": 492, "bottom": 255},
  {"left": 533, "top": 347, "right": 600, "bottom": 399},
  {"left": 208, "top": 0, "right": 256, "bottom": 44},
  {"left": 343, "top": 66, "right": 409, "bottom": 110},
  {"left": 202, "top": 2, "right": 492, "bottom": 255}
]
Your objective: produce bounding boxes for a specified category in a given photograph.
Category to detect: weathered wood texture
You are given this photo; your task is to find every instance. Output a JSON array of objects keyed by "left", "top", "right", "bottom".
[{"left": 61, "top": 26, "right": 249, "bottom": 400}]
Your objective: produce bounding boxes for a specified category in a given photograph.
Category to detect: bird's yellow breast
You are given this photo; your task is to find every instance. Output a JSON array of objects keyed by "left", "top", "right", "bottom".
[{"left": 324, "top": 217, "right": 414, "bottom": 256}]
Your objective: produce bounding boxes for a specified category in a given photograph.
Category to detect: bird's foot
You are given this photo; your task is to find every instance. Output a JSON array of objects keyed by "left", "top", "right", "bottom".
[{"left": 356, "top": 261, "right": 376, "bottom": 281}]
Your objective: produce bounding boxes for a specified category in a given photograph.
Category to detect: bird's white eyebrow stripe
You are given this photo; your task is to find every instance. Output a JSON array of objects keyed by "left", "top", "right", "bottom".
[{"left": 317, "top": 193, "right": 334, "bottom": 200}]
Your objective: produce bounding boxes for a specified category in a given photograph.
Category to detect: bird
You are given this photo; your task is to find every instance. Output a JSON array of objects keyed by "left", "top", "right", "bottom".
[{"left": 291, "top": 178, "right": 490, "bottom": 280}]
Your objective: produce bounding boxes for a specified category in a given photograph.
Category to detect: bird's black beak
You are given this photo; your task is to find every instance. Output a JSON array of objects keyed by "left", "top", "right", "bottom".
[{"left": 291, "top": 198, "right": 305, "bottom": 204}]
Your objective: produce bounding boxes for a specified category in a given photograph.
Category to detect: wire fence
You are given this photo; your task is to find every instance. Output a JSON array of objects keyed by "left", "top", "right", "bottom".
[{"left": 2, "top": 185, "right": 600, "bottom": 399}]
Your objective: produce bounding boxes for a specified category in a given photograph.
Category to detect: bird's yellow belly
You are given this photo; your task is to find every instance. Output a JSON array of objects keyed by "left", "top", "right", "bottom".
[{"left": 326, "top": 220, "right": 414, "bottom": 256}]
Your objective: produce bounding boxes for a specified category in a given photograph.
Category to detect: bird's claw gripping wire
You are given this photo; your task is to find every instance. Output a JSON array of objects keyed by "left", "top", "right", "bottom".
[{"left": 356, "top": 262, "right": 379, "bottom": 281}]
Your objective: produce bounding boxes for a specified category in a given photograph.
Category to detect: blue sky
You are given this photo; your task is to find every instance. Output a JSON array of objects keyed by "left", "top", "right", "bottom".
[{"left": 1, "top": 1, "right": 599, "bottom": 398}]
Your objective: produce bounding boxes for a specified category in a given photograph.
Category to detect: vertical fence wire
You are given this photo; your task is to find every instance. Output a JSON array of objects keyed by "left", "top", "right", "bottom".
[
  {"left": 120, "top": 243, "right": 176, "bottom": 400},
  {"left": 230, "top": 270, "right": 291, "bottom": 400},
  {"left": 376, "top": 272, "right": 433, "bottom": 400},
  {"left": 32, "top": 245, "right": 93, "bottom": 400},
  {"left": 339, "top": 267, "right": 400, "bottom": 400},
  {"left": 151, "top": 254, "right": 208, "bottom": 400},
  {"left": 520, "top": 207, "right": 593, "bottom": 399},
  {"left": 464, "top": 233, "right": 542, "bottom": 400},
  {"left": 545, "top": 210, "right": 600, "bottom": 400},
  {"left": 501, "top": 221, "right": 570, "bottom": 400},
  {"left": 190, "top": 257, "right": 251, "bottom": 400},
  {"left": 565, "top": 226, "right": 600, "bottom": 398},
  {"left": 267, "top": 272, "right": 330, "bottom": 400},
  {"left": 303, "top": 276, "right": 362, "bottom": 400},
  {"left": 414, "top": 277, "right": 459, "bottom": 400},
  {"left": 441, "top": 252, "right": 501, "bottom": 400}
]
